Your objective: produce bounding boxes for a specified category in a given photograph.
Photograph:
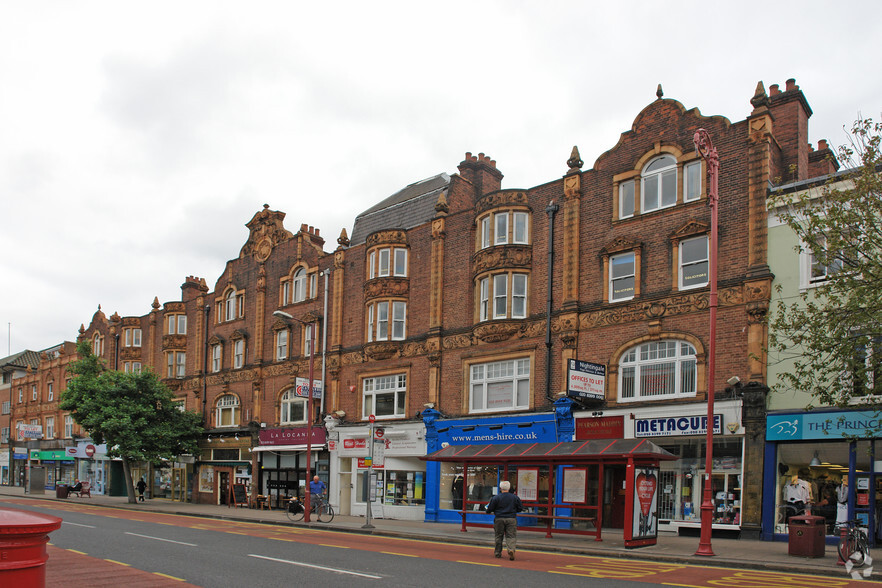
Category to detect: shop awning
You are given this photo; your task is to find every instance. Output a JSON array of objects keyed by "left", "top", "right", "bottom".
[
  {"left": 421, "top": 439, "right": 677, "bottom": 464},
  {"left": 251, "top": 444, "right": 323, "bottom": 453}
]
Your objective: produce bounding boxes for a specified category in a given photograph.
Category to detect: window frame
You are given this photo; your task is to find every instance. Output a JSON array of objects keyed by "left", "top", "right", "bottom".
[
  {"left": 477, "top": 272, "right": 529, "bottom": 321},
  {"left": 234, "top": 339, "right": 245, "bottom": 369},
  {"left": 292, "top": 268, "right": 307, "bottom": 303},
  {"left": 366, "top": 301, "right": 406, "bottom": 342},
  {"left": 362, "top": 373, "right": 407, "bottom": 419},
  {"left": 678, "top": 235, "right": 710, "bottom": 290},
  {"left": 617, "top": 340, "right": 698, "bottom": 403},
  {"left": 280, "top": 389, "right": 307, "bottom": 425},
  {"left": 215, "top": 394, "right": 240, "bottom": 428},
  {"left": 64, "top": 415, "right": 74, "bottom": 438},
  {"left": 619, "top": 180, "right": 636, "bottom": 219},
  {"left": 276, "top": 329, "right": 288, "bottom": 361},
  {"left": 469, "top": 357, "right": 531, "bottom": 413},
  {"left": 211, "top": 344, "right": 222, "bottom": 373},
  {"left": 684, "top": 160, "right": 702, "bottom": 202},
  {"left": 641, "top": 155, "right": 678, "bottom": 213},
  {"left": 609, "top": 251, "right": 636, "bottom": 302}
]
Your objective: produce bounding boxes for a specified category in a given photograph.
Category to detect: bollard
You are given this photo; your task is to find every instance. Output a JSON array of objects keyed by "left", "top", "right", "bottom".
[{"left": 0, "top": 508, "right": 63, "bottom": 587}]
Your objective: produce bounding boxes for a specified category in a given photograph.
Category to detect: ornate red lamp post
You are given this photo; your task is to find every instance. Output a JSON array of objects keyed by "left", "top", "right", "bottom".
[{"left": 694, "top": 128, "right": 719, "bottom": 557}]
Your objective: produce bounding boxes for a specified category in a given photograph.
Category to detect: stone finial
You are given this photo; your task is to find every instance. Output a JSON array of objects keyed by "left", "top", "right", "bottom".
[
  {"left": 750, "top": 81, "right": 769, "bottom": 110},
  {"left": 110, "top": 311, "right": 121, "bottom": 322},
  {"left": 656, "top": 84, "right": 664, "bottom": 100},
  {"left": 79, "top": 324, "right": 85, "bottom": 334},
  {"left": 434, "top": 191, "right": 449, "bottom": 215},
  {"left": 567, "top": 146, "right": 583, "bottom": 172},
  {"left": 337, "top": 228, "right": 350, "bottom": 248},
  {"left": 152, "top": 297, "right": 161, "bottom": 310}
]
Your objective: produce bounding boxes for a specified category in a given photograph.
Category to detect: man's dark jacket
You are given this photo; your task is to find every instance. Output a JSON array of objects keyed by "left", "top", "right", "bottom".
[{"left": 485, "top": 491, "right": 524, "bottom": 519}]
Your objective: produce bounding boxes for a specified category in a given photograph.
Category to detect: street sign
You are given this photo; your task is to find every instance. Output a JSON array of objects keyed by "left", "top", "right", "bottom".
[
  {"left": 374, "top": 427, "right": 384, "bottom": 439},
  {"left": 369, "top": 414, "right": 376, "bottom": 423}
]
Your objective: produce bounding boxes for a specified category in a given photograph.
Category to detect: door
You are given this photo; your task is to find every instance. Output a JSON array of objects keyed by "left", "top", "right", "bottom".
[
  {"left": 606, "top": 466, "right": 627, "bottom": 529},
  {"left": 219, "top": 470, "right": 230, "bottom": 505}
]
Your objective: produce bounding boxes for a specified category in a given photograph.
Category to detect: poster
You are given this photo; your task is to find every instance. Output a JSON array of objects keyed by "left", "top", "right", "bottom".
[
  {"left": 563, "top": 468, "right": 587, "bottom": 503},
  {"left": 199, "top": 466, "right": 214, "bottom": 493},
  {"left": 631, "top": 466, "right": 659, "bottom": 540},
  {"left": 517, "top": 467, "right": 538, "bottom": 501}
]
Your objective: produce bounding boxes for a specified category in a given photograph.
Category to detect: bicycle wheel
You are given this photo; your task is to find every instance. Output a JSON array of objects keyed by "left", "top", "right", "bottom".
[
  {"left": 318, "top": 503, "right": 335, "bottom": 523},
  {"left": 286, "top": 501, "right": 305, "bottom": 522},
  {"left": 839, "top": 532, "right": 863, "bottom": 565}
]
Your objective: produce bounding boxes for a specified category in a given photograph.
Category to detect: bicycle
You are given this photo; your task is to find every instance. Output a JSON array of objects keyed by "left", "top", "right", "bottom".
[
  {"left": 286, "top": 495, "right": 335, "bottom": 523},
  {"left": 838, "top": 518, "right": 870, "bottom": 566}
]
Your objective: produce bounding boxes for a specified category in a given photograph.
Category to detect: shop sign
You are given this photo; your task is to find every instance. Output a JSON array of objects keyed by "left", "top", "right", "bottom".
[
  {"left": 13, "top": 448, "right": 28, "bottom": 460},
  {"left": 293, "top": 377, "right": 323, "bottom": 399},
  {"left": 567, "top": 360, "right": 605, "bottom": 401},
  {"left": 65, "top": 442, "right": 107, "bottom": 458},
  {"left": 635, "top": 415, "right": 722, "bottom": 437},
  {"left": 575, "top": 416, "right": 624, "bottom": 440},
  {"left": 30, "top": 450, "right": 66, "bottom": 460},
  {"left": 357, "top": 457, "right": 383, "bottom": 469},
  {"left": 17, "top": 424, "right": 42, "bottom": 439},
  {"left": 259, "top": 427, "right": 327, "bottom": 446},
  {"left": 766, "top": 410, "right": 882, "bottom": 441},
  {"left": 435, "top": 414, "right": 557, "bottom": 445}
]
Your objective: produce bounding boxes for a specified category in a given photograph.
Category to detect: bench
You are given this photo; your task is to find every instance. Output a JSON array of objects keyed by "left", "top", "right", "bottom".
[{"left": 72, "top": 482, "right": 91, "bottom": 498}]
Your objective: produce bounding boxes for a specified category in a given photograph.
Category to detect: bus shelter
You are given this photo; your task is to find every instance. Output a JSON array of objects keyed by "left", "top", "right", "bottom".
[{"left": 422, "top": 438, "right": 677, "bottom": 548}]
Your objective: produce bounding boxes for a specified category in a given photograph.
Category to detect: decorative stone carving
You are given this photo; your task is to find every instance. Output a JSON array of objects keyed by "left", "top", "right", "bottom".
[
  {"left": 120, "top": 348, "right": 141, "bottom": 360},
  {"left": 240, "top": 204, "right": 294, "bottom": 261},
  {"left": 475, "top": 190, "right": 529, "bottom": 214},
  {"left": 473, "top": 321, "right": 522, "bottom": 344},
  {"left": 670, "top": 220, "right": 710, "bottom": 241},
  {"left": 559, "top": 331, "right": 577, "bottom": 349},
  {"left": 162, "top": 335, "right": 187, "bottom": 350},
  {"left": 363, "top": 278, "right": 409, "bottom": 300},
  {"left": 580, "top": 286, "right": 745, "bottom": 329},
  {"left": 366, "top": 230, "right": 407, "bottom": 248},
  {"left": 364, "top": 342, "right": 400, "bottom": 361},
  {"left": 600, "top": 237, "right": 642, "bottom": 256},
  {"left": 473, "top": 246, "right": 532, "bottom": 275}
]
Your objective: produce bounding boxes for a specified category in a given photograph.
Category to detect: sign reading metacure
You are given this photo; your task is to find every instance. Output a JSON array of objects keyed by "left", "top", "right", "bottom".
[{"left": 635, "top": 415, "right": 722, "bottom": 437}]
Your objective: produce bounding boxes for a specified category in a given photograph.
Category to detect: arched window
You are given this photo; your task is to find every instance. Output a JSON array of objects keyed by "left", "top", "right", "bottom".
[
  {"left": 216, "top": 395, "right": 239, "bottom": 427},
  {"left": 225, "top": 290, "right": 237, "bottom": 321},
  {"left": 92, "top": 333, "right": 101, "bottom": 355},
  {"left": 642, "top": 155, "right": 677, "bottom": 212},
  {"left": 619, "top": 340, "right": 697, "bottom": 402},
  {"left": 292, "top": 268, "right": 307, "bottom": 303},
  {"left": 280, "top": 389, "right": 306, "bottom": 424}
]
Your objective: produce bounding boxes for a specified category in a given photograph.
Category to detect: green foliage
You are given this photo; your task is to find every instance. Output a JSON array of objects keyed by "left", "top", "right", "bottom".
[
  {"left": 60, "top": 340, "right": 203, "bottom": 462},
  {"left": 768, "top": 118, "right": 882, "bottom": 408}
]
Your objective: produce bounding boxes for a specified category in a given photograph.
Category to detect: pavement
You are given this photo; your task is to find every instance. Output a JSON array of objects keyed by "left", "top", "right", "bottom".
[{"left": 0, "top": 485, "right": 875, "bottom": 583}]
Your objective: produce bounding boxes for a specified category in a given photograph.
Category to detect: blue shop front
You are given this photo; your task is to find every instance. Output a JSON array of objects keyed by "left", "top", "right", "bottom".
[
  {"left": 422, "top": 398, "right": 574, "bottom": 524},
  {"left": 763, "top": 409, "right": 882, "bottom": 544}
]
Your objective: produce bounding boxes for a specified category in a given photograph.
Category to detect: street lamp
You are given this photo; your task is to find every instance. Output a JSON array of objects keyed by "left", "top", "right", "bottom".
[
  {"left": 693, "top": 128, "right": 719, "bottom": 557},
  {"left": 273, "top": 309, "right": 318, "bottom": 522}
]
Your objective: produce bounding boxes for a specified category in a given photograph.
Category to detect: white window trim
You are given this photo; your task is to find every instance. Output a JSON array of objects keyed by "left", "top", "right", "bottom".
[
  {"left": 292, "top": 268, "right": 307, "bottom": 303},
  {"left": 513, "top": 212, "right": 529, "bottom": 244},
  {"left": 684, "top": 161, "right": 702, "bottom": 203},
  {"left": 617, "top": 341, "right": 697, "bottom": 403},
  {"left": 234, "top": 340, "right": 245, "bottom": 369},
  {"left": 362, "top": 374, "right": 407, "bottom": 419},
  {"left": 393, "top": 248, "right": 408, "bottom": 277},
  {"left": 277, "top": 330, "right": 288, "bottom": 361},
  {"left": 215, "top": 395, "right": 239, "bottom": 427},
  {"left": 609, "top": 251, "right": 636, "bottom": 302},
  {"left": 480, "top": 273, "right": 529, "bottom": 321},
  {"left": 469, "top": 358, "right": 531, "bottom": 413},
  {"left": 641, "top": 155, "right": 678, "bottom": 213},
  {"left": 619, "top": 180, "right": 636, "bottom": 219},
  {"left": 678, "top": 235, "right": 709, "bottom": 290},
  {"left": 280, "top": 389, "right": 307, "bottom": 425},
  {"left": 494, "top": 212, "right": 509, "bottom": 245},
  {"left": 211, "top": 344, "right": 222, "bottom": 373}
]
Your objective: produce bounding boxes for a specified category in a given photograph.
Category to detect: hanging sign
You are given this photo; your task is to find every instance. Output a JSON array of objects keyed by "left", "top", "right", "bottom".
[{"left": 567, "top": 360, "right": 605, "bottom": 401}]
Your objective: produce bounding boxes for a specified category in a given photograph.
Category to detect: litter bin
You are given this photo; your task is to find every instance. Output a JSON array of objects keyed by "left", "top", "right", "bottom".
[
  {"left": 788, "top": 514, "right": 826, "bottom": 557},
  {"left": 54, "top": 484, "right": 69, "bottom": 499}
]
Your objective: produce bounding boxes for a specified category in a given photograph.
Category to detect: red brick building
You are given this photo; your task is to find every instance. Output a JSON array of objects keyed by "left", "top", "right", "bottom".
[{"left": 66, "top": 78, "right": 836, "bottom": 535}]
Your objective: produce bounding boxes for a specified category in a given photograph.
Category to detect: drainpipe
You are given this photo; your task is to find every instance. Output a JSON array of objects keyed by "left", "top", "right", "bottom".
[
  {"left": 544, "top": 200, "right": 559, "bottom": 402},
  {"left": 319, "top": 268, "right": 331, "bottom": 416},
  {"left": 202, "top": 304, "right": 210, "bottom": 425}
]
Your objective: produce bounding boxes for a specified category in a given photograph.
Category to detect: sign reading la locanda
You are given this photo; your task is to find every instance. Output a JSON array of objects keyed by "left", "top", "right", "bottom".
[{"left": 258, "top": 427, "right": 327, "bottom": 446}]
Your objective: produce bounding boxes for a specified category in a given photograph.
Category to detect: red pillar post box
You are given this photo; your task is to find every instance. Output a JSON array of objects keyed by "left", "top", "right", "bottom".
[{"left": 0, "top": 508, "right": 63, "bottom": 587}]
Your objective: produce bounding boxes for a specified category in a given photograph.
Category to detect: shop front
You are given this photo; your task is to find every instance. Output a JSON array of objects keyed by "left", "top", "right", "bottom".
[
  {"left": 253, "top": 426, "right": 328, "bottom": 509},
  {"left": 763, "top": 409, "right": 882, "bottom": 544},
  {"left": 575, "top": 399, "right": 745, "bottom": 535},
  {"left": 12, "top": 447, "right": 27, "bottom": 487},
  {"left": 67, "top": 441, "right": 108, "bottom": 495},
  {"left": 0, "top": 449, "right": 8, "bottom": 485},
  {"left": 422, "top": 401, "right": 573, "bottom": 524},
  {"left": 195, "top": 434, "right": 253, "bottom": 505},
  {"left": 330, "top": 422, "right": 426, "bottom": 520},
  {"left": 29, "top": 449, "right": 76, "bottom": 489}
]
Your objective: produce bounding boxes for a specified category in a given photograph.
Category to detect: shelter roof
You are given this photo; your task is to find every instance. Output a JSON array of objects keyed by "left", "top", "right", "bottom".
[{"left": 422, "top": 439, "right": 677, "bottom": 463}]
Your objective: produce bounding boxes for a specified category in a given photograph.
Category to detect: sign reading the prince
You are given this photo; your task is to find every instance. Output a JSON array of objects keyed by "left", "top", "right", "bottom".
[{"left": 767, "top": 411, "right": 882, "bottom": 441}]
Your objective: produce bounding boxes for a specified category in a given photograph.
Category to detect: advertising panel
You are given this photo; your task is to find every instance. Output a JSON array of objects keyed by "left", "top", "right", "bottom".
[{"left": 566, "top": 360, "right": 605, "bottom": 401}]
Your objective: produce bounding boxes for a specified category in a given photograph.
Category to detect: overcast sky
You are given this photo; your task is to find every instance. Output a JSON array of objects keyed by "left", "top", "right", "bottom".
[{"left": 2, "top": 1, "right": 881, "bottom": 355}]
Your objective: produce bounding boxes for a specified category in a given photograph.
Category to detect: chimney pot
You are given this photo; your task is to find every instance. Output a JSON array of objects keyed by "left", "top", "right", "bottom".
[
  {"left": 301, "top": 223, "right": 308, "bottom": 232},
  {"left": 818, "top": 139, "right": 828, "bottom": 151},
  {"left": 769, "top": 84, "right": 780, "bottom": 96},
  {"left": 465, "top": 152, "right": 472, "bottom": 159},
  {"left": 785, "top": 78, "right": 797, "bottom": 91}
]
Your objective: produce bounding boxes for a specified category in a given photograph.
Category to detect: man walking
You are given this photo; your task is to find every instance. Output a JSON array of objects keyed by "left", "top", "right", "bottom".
[{"left": 485, "top": 480, "right": 524, "bottom": 560}]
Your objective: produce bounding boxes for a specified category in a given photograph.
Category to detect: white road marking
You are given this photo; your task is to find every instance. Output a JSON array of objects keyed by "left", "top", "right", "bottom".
[
  {"left": 124, "top": 532, "right": 197, "bottom": 546},
  {"left": 248, "top": 554, "right": 382, "bottom": 579},
  {"left": 62, "top": 521, "right": 96, "bottom": 528}
]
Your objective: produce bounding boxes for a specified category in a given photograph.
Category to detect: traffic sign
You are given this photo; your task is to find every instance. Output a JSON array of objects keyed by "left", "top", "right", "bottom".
[
  {"left": 374, "top": 427, "right": 384, "bottom": 439},
  {"left": 369, "top": 414, "right": 376, "bottom": 423}
]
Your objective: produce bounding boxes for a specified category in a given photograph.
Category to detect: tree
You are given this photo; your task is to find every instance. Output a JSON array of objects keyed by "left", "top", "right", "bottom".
[
  {"left": 60, "top": 340, "right": 203, "bottom": 503},
  {"left": 768, "top": 118, "right": 882, "bottom": 409}
]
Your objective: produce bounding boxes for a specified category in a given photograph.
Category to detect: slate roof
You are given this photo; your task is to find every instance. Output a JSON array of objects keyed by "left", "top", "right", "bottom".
[
  {"left": 0, "top": 350, "right": 41, "bottom": 372},
  {"left": 349, "top": 173, "right": 450, "bottom": 245}
]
